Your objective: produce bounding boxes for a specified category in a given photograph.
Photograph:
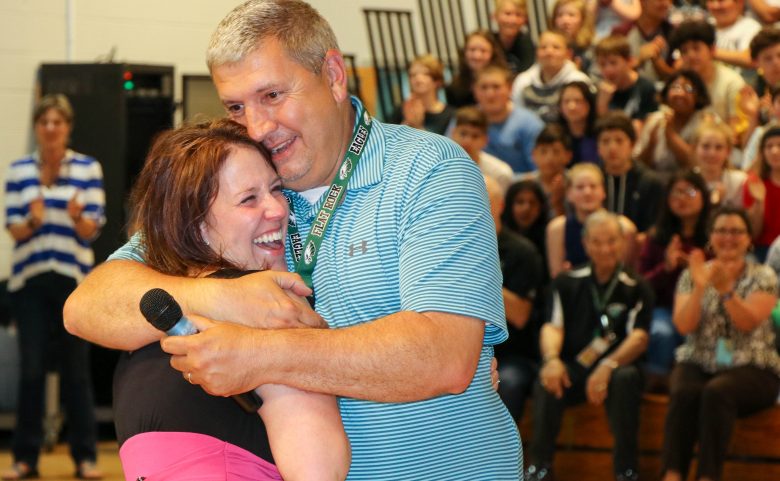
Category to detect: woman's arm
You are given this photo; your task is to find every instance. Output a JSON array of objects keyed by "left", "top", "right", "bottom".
[
  {"left": 609, "top": 0, "right": 642, "bottom": 22},
  {"left": 257, "top": 384, "right": 350, "bottom": 481},
  {"left": 721, "top": 291, "right": 778, "bottom": 332}
]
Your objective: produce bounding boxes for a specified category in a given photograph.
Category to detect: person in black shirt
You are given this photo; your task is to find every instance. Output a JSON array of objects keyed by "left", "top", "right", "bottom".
[
  {"left": 525, "top": 210, "right": 652, "bottom": 481},
  {"left": 492, "top": 0, "right": 535, "bottom": 76},
  {"left": 485, "top": 175, "right": 545, "bottom": 423},
  {"left": 387, "top": 54, "right": 455, "bottom": 135},
  {"left": 596, "top": 111, "right": 664, "bottom": 234}
]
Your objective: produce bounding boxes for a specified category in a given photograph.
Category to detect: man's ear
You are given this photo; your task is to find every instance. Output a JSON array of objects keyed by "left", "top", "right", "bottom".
[{"left": 323, "top": 49, "right": 349, "bottom": 102}]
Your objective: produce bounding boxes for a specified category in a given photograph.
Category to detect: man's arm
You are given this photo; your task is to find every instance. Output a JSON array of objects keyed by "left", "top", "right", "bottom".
[
  {"left": 64, "top": 260, "right": 320, "bottom": 350},
  {"left": 163, "top": 311, "right": 484, "bottom": 402}
]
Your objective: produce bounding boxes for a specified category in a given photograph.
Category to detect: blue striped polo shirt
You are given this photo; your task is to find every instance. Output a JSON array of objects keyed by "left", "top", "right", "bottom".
[
  {"left": 110, "top": 98, "right": 521, "bottom": 479},
  {"left": 5, "top": 150, "right": 105, "bottom": 292}
]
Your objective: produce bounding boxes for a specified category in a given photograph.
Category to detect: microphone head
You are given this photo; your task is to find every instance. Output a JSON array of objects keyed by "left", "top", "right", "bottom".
[{"left": 139, "top": 288, "right": 183, "bottom": 332}]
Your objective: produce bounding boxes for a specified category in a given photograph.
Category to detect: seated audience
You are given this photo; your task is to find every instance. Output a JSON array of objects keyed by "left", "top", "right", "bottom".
[
  {"left": 520, "top": 124, "right": 572, "bottom": 217},
  {"left": 450, "top": 106, "right": 515, "bottom": 192},
  {"left": 594, "top": 34, "right": 659, "bottom": 134},
  {"left": 662, "top": 206, "right": 780, "bottom": 481},
  {"left": 743, "top": 83, "right": 780, "bottom": 170},
  {"left": 692, "top": 120, "right": 746, "bottom": 207},
  {"left": 596, "top": 111, "right": 664, "bottom": 234},
  {"left": 526, "top": 210, "right": 651, "bottom": 481},
  {"left": 558, "top": 81, "right": 601, "bottom": 166},
  {"left": 746, "top": 27, "right": 780, "bottom": 128},
  {"left": 546, "top": 163, "right": 637, "bottom": 277},
  {"left": 708, "top": 0, "right": 762, "bottom": 72},
  {"left": 475, "top": 65, "right": 544, "bottom": 174},
  {"left": 550, "top": 0, "right": 595, "bottom": 71},
  {"left": 614, "top": 0, "right": 675, "bottom": 84},
  {"left": 485, "top": 175, "right": 545, "bottom": 425},
  {"left": 670, "top": 20, "right": 747, "bottom": 144},
  {"left": 639, "top": 170, "right": 712, "bottom": 386},
  {"left": 502, "top": 179, "right": 552, "bottom": 280},
  {"left": 745, "top": 126, "right": 780, "bottom": 261},
  {"left": 635, "top": 70, "right": 715, "bottom": 179},
  {"left": 492, "top": 0, "right": 535, "bottom": 75},
  {"left": 446, "top": 30, "right": 507, "bottom": 108},
  {"left": 511, "top": 29, "right": 591, "bottom": 123},
  {"left": 388, "top": 54, "right": 454, "bottom": 135}
]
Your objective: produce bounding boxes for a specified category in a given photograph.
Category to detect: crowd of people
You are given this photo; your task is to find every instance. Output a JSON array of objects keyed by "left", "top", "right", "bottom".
[{"left": 392, "top": 1, "right": 780, "bottom": 480}]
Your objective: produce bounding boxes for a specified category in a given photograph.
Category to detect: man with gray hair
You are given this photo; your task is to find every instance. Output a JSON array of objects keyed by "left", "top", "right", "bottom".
[
  {"left": 526, "top": 210, "right": 652, "bottom": 481},
  {"left": 64, "top": 0, "right": 520, "bottom": 479}
]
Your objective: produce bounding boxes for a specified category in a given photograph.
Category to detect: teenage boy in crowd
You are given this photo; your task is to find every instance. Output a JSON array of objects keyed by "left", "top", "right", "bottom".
[
  {"left": 594, "top": 34, "right": 659, "bottom": 135},
  {"left": 742, "top": 26, "right": 780, "bottom": 151},
  {"left": 671, "top": 19, "right": 748, "bottom": 145},
  {"left": 511, "top": 29, "right": 591, "bottom": 122},
  {"left": 614, "top": 0, "right": 675, "bottom": 84},
  {"left": 388, "top": 54, "right": 455, "bottom": 135},
  {"left": 475, "top": 65, "right": 544, "bottom": 174},
  {"left": 492, "top": 0, "right": 535, "bottom": 76},
  {"left": 525, "top": 211, "right": 652, "bottom": 481},
  {"left": 450, "top": 106, "right": 515, "bottom": 192},
  {"left": 596, "top": 112, "right": 664, "bottom": 235},
  {"left": 708, "top": 0, "right": 761, "bottom": 72},
  {"left": 520, "top": 124, "right": 572, "bottom": 217}
]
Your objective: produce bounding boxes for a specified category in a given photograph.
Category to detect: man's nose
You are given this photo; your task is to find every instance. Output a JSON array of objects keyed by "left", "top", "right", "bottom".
[{"left": 245, "top": 108, "right": 277, "bottom": 142}]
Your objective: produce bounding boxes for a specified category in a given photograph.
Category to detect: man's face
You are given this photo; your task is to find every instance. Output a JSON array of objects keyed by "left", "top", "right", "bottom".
[
  {"left": 213, "top": 37, "right": 348, "bottom": 192},
  {"left": 474, "top": 72, "right": 511, "bottom": 117},
  {"left": 679, "top": 40, "right": 714, "bottom": 75},
  {"left": 598, "top": 129, "right": 634, "bottom": 174},
  {"left": 451, "top": 124, "right": 488, "bottom": 159},
  {"left": 596, "top": 54, "right": 631, "bottom": 85},
  {"left": 584, "top": 220, "right": 625, "bottom": 273},
  {"left": 757, "top": 43, "right": 780, "bottom": 86}
]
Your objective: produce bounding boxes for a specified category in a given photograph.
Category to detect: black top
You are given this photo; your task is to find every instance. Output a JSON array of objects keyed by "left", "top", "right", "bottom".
[
  {"left": 608, "top": 76, "right": 659, "bottom": 121},
  {"left": 387, "top": 103, "right": 456, "bottom": 136},
  {"left": 113, "top": 268, "right": 274, "bottom": 462},
  {"left": 494, "top": 229, "right": 545, "bottom": 360},
  {"left": 546, "top": 265, "right": 653, "bottom": 363},
  {"left": 493, "top": 30, "right": 535, "bottom": 76},
  {"left": 604, "top": 165, "right": 664, "bottom": 233}
]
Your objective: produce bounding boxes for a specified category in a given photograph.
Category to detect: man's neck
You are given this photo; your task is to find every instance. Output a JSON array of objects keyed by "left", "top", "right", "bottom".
[
  {"left": 485, "top": 105, "right": 511, "bottom": 124},
  {"left": 540, "top": 64, "right": 563, "bottom": 84},
  {"left": 575, "top": 206, "right": 598, "bottom": 223},
  {"left": 568, "top": 120, "right": 586, "bottom": 137},
  {"left": 615, "top": 71, "right": 638, "bottom": 90},
  {"left": 635, "top": 16, "right": 662, "bottom": 35},
  {"left": 39, "top": 146, "right": 66, "bottom": 165},
  {"left": 699, "top": 163, "right": 721, "bottom": 182},
  {"left": 593, "top": 264, "right": 618, "bottom": 284},
  {"left": 498, "top": 31, "right": 516, "bottom": 49},
  {"left": 697, "top": 63, "right": 715, "bottom": 84},
  {"left": 606, "top": 161, "right": 632, "bottom": 177}
]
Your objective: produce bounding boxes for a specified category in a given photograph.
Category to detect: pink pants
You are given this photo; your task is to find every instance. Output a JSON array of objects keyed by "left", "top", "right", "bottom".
[{"left": 119, "top": 432, "right": 283, "bottom": 481}]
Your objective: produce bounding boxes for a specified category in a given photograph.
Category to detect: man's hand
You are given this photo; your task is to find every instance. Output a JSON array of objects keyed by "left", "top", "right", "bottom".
[
  {"left": 586, "top": 364, "right": 612, "bottom": 405},
  {"left": 203, "top": 270, "right": 325, "bottom": 329},
  {"left": 539, "top": 358, "right": 570, "bottom": 399},
  {"left": 163, "top": 315, "right": 267, "bottom": 396}
]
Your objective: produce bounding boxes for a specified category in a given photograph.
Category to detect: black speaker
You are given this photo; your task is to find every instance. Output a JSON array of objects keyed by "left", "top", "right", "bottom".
[
  {"left": 39, "top": 63, "right": 174, "bottom": 265},
  {"left": 39, "top": 63, "right": 174, "bottom": 410}
]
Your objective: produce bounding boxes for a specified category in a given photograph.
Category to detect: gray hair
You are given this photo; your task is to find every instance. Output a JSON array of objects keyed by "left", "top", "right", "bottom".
[
  {"left": 207, "top": 0, "right": 339, "bottom": 74},
  {"left": 33, "top": 94, "right": 74, "bottom": 125},
  {"left": 582, "top": 210, "right": 624, "bottom": 239}
]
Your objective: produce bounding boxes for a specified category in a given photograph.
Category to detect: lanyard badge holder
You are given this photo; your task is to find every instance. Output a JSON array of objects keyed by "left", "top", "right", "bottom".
[
  {"left": 287, "top": 105, "right": 373, "bottom": 305},
  {"left": 576, "top": 266, "right": 621, "bottom": 369}
]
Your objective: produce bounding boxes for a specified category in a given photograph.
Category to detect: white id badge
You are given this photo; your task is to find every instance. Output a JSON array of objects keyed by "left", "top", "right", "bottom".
[{"left": 576, "top": 335, "right": 616, "bottom": 369}]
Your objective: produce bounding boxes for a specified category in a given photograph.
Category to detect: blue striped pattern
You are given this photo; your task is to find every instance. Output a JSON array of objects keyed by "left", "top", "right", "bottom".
[
  {"left": 5, "top": 150, "right": 105, "bottom": 291},
  {"left": 285, "top": 98, "right": 520, "bottom": 480}
]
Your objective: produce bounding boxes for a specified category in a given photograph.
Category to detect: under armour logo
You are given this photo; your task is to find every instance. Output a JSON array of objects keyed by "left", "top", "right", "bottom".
[{"left": 349, "top": 240, "right": 368, "bottom": 257}]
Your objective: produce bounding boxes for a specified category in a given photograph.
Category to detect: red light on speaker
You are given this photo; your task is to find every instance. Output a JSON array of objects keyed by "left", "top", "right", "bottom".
[{"left": 123, "top": 71, "right": 133, "bottom": 81}]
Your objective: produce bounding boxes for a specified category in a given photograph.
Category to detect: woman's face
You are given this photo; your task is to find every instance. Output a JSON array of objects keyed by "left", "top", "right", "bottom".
[
  {"left": 34, "top": 108, "right": 71, "bottom": 151},
  {"left": 694, "top": 130, "right": 730, "bottom": 173},
  {"left": 667, "top": 180, "right": 704, "bottom": 220},
  {"left": 709, "top": 214, "right": 751, "bottom": 261},
  {"left": 512, "top": 189, "right": 542, "bottom": 229},
  {"left": 465, "top": 35, "right": 494, "bottom": 72},
  {"left": 202, "top": 145, "right": 289, "bottom": 272},
  {"left": 554, "top": 3, "right": 583, "bottom": 39},
  {"left": 762, "top": 135, "right": 780, "bottom": 173},
  {"left": 665, "top": 77, "right": 697, "bottom": 115},
  {"left": 559, "top": 86, "right": 590, "bottom": 125}
]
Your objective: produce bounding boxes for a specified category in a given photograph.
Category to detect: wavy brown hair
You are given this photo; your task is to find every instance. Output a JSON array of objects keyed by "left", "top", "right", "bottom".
[{"left": 128, "top": 118, "right": 274, "bottom": 276}]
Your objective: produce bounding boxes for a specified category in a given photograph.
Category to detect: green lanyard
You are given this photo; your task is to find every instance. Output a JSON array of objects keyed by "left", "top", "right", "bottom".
[
  {"left": 590, "top": 264, "right": 622, "bottom": 337},
  {"left": 287, "top": 105, "right": 373, "bottom": 291}
]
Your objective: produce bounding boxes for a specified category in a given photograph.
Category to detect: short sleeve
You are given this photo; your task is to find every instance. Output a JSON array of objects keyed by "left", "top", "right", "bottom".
[
  {"left": 676, "top": 268, "right": 693, "bottom": 295},
  {"left": 107, "top": 232, "right": 147, "bottom": 263}
]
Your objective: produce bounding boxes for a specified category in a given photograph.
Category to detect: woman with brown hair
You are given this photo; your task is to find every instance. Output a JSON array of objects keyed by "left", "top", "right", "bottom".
[{"left": 113, "top": 119, "right": 349, "bottom": 481}]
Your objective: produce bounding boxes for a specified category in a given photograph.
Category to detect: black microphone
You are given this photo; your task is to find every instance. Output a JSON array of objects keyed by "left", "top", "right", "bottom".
[{"left": 139, "top": 287, "right": 263, "bottom": 414}]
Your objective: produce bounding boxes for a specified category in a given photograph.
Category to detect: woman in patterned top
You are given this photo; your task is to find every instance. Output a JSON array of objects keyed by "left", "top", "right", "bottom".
[{"left": 661, "top": 206, "right": 780, "bottom": 481}]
